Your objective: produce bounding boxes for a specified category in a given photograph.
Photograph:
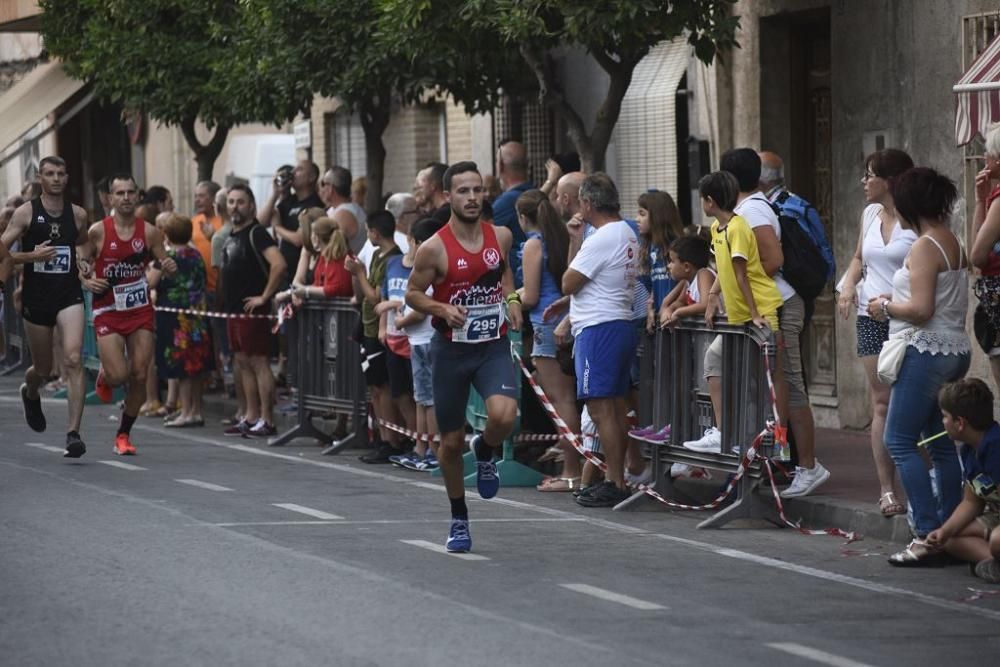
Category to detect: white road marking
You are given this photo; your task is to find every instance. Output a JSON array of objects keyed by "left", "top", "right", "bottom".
[
  {"left": 201, "top": 517, "right": 584, "bottom": 527},
  {"left": 24, "top": 442, "right": 64, "bottom": 454},
  {"left": 559, "top": 583, "right": 666, "bottom": 611},
  {"left": 272, "top": 503, "right": 343, "bottom": 520},
  {"left": 175, "top": 478, "right": 233, "bottom": 492},
  {"left": 97, "top": 460, "right": 148, "bottom": 471},
  {"left": 765, "top": 643, "right": 877, "bottom": 667},
  {"left": 400, "top": 539, "right": 490, "bottom": 561},
  {"left": 134, "top": 424, "right": 1000, "bottom": 622}
]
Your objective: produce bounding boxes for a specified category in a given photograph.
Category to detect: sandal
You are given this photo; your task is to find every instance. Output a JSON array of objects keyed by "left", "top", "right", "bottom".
[
  {"left": 536, "top": 476, "right": 581, "bottom": 492},
  {"left": 151, "top": 403, "right": 177, "bottom": 418},
  {"left": 139, "top": 401, "right": 163, "bottom": 417},
  {"left": 887, "top": 538, "right": 946, "bottom": 567},
  {"left": 879, "top": 491, "right": 906, "bottom": 517}
]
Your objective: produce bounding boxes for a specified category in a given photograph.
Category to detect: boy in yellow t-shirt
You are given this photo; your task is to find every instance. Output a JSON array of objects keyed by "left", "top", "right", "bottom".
[{"left": 681, "top": 171, "right": 782, "bottom": 455}]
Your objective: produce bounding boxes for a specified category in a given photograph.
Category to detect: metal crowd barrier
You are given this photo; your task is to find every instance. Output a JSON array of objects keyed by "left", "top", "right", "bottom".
[
  {"left": 0, "top": 274, "right": 30, "bottom": 376},
  {"left": 624, "top": 318, "right": 777, "bottom": 529},
  {"left": 271, "top": 298, "right": 366, "bottom": 455}
]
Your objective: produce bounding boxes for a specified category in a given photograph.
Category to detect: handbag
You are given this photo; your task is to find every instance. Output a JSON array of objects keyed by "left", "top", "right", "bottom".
[{"left": 877, "top": 328, "right": 914, "bottom": 385}]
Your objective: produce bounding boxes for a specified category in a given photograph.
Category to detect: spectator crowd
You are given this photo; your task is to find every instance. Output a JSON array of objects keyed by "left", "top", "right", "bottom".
[{"left": 3, "top": 131, "right": 1000, "bottom": 583}]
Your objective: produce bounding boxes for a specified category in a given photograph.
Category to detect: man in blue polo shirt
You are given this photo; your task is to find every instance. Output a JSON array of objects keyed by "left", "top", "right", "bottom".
[{"left": 492, "top": 140, "right": 534, "bottom": 286}]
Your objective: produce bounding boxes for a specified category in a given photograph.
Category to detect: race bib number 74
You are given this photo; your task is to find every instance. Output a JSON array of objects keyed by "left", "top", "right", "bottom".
[{"left": 33, "top": 246, "right": 71, "bottom": 274}]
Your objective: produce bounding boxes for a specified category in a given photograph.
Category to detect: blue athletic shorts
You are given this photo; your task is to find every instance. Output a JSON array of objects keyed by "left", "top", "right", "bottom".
[
  {"left": 431, "top": 334, "right": 518, "bottom": 433},
  {"left": 575, "top": 320, "right": 638, "bottom": 400}
]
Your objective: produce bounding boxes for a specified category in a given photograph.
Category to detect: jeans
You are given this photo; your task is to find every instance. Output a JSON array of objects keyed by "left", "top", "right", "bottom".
[{"left": 883, "top": 346, "right": 970, "bottom": 536}]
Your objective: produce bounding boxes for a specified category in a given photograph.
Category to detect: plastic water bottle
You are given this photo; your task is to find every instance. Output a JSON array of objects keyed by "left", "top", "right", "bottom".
[{"left": 773, "top": 425, "right": 791, "bottom": 461}]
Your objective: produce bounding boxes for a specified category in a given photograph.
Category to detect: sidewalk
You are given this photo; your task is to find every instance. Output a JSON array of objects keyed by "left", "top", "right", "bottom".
[
  {"left": 198, "top": 388, "right": 912, "bottom": 542},
  {"left": 777, "top": 427, "right": 915, "bottom": 544}
]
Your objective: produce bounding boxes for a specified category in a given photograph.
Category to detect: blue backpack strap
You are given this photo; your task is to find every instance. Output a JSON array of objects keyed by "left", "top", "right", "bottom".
[{"left": 777, "top": 191, "right": 836, "bottom": 280}]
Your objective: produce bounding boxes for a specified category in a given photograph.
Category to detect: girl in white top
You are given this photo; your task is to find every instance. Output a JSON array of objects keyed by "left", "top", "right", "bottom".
[
  {"left": 836, "top": 148, "right": 915, "bottom": 518},
  {"left": 865, "top": 167, "right": 970, "bottom": 566}
]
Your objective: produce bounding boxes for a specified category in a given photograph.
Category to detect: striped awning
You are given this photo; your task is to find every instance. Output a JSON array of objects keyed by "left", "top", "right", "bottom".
[{"left": 955, "top": 34, "right": 1000, "bottom": 145}]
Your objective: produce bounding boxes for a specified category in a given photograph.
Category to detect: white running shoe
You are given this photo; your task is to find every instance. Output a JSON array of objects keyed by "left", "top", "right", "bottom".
[
  {"left": 780, "top": 461, "right": 831, "bottom": 498},
  {"left": 682, "top": 427, "right": 722, "bottom": 453}
]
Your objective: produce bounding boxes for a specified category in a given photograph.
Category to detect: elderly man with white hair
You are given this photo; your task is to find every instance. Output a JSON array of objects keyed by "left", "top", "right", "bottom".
[{"left": 356, "top": 193, "right": 415, "bottom": 272}]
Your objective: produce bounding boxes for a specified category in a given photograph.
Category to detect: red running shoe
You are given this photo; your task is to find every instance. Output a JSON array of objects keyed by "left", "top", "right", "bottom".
[
  {"left": 113, "top": 433, "right": 137, "bottom": 456},
  {"left": 95, "top": 366, "right": 113, "bottom": 404}
]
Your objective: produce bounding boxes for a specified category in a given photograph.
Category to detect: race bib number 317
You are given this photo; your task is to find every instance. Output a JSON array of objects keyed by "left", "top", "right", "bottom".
[{"left": 113, "top": 279, "right": 150, "bottom": 311}]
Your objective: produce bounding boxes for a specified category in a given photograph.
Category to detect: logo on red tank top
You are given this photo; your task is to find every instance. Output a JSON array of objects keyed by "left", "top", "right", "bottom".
[
  {"left": 131, "top": 238, "right": 144, "bottom": 253},
  {"left": 482, "top": 248, "right": 500, "bottom": 270},
  {"left": 457, "top": 258, "right": 468, "bottom": 270}
]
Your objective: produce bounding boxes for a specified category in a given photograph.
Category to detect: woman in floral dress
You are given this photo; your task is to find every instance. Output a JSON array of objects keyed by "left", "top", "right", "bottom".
[{"left": 150, "top": 214, "right": 215, "bottom": 427}]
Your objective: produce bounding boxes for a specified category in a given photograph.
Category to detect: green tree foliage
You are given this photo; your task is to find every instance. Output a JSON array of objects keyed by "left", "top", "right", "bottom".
[
  {"left": 455, "top": 0, "right": 741, "bottom": 172},
  {"left": 242, "top": 0, "right": 528, "bottom": 211},
  {"left": 40, "top": 0, "right": 306, "bottom": 181}
]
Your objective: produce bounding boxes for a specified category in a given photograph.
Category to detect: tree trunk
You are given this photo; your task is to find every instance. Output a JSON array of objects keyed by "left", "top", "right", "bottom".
[
  {"left": 360, "top": 93, "right": 392, "bottom": 213},
  {"left": 180, "top": 118, "right": 230, "bottom": 184},
  {"left": 588, "top": 50, "right": 637, "bottom": 174},
  {"left": 519, "top": 44, "right": 637, "bottom": 174}
]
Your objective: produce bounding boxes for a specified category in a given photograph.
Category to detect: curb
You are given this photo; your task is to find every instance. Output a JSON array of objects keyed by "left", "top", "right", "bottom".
[{"left": 777, "top": 493, "right": 913, "bottom": 544}]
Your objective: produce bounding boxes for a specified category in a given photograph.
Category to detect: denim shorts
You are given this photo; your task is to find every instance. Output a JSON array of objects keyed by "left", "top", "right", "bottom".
[
  {"left": 410, "top": 342, "right": 434, "bottom": 406},
  {"left": 531, "top": 322, "right": 559, "bottom": 358}
]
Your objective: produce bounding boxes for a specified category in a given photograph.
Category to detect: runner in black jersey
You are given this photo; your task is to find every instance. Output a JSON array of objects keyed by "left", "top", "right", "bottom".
[{"left": 1, "top": 156, "right": 91, "bottom": 457}]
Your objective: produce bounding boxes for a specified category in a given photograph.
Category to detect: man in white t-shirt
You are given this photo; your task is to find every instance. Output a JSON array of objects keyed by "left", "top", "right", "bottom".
[
  {"left": 321, "top": 166, "right": 368, "bottom": 255},
  {"left": 561, "top": 172, "right": 640, "bottom": 509},
  {"left": 720, "top": 148, "right": 829, "bottom": 498}
]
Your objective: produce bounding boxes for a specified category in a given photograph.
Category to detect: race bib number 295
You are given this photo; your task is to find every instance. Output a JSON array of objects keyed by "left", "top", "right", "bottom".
[{"left": 453, "top": 303, "right": 503, "bottom": 343}]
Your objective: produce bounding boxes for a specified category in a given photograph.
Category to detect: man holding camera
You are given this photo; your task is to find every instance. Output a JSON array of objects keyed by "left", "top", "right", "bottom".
[{"left": 259, "top": 161, "right": 324, "bottom": 275}]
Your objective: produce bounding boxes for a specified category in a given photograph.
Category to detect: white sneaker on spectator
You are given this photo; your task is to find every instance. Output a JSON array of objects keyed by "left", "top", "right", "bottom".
[
  {"left": 682, "top": 427, "right": 722, "bottom": 453},
  {"left": 625, "top": 466, "right": 653, "bottom": 487},
  {"left": 780, "top": 461, "right": 831, "bottom": 498}
]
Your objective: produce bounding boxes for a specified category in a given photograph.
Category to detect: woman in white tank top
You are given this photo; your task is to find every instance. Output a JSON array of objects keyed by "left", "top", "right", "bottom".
[
  {"left": 864, "top": 168, "right": 970, "bottom": 566},
  {"left": 836, "top": 148, "right": 915, "bottom": 517}
]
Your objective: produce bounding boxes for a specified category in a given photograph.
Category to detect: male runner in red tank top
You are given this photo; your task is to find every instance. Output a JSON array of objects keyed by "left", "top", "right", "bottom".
[
  {"left": 406, "top": 161, "right": 522, "bottom": 553},
  {"left": 78, "top": 174, "right": 177, "bottom": 455}
]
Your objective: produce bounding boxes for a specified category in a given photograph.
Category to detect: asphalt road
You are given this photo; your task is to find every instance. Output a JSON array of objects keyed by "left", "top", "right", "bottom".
[{"left": 2, "top": 379, "right": 999, "bottom": 667}]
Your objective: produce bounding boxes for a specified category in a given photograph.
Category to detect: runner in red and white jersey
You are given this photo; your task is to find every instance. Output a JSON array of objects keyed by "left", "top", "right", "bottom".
[
  {"left": 406, "top": 161, "right": 522, "bottom": 554},
  {"left": 79, "top": 173, "right": 176, "bottom": 455}
]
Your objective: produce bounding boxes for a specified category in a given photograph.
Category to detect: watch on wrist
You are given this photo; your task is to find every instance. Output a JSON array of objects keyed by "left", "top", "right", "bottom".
[{"left": 880, "top": 299, "right": 891, "bottom": 320}]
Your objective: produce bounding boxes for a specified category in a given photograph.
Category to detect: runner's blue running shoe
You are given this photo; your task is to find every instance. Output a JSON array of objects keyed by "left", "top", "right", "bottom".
[
  {"left": 469, "top": 434, "right": 500, "bottom": 499},
  {"left": 446, "top": 518, "right": 471, "bottom": 552}
]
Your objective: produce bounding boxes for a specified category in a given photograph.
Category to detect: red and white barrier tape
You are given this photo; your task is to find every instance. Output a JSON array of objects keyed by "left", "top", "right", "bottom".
[
  {"left": 512, "top": 346, "right": 859, "bottom": 541},
  {"left": 375, "top": 416, "right": 563, "bottom": 444},
  {"left": 153, "top": 304, "right": 293, "bottom": 334},
  {"left": 762, "top": 341, "right": 790, "bottom": 461},
  {"left": 963, "top": 587, "right": 1000, "bottom": 602},
  {"left": 153, "top": 305, "right": 276, "bottom": 320},
  {"left": 761, "top": 459, "right": 859, "bottom": 542}
]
